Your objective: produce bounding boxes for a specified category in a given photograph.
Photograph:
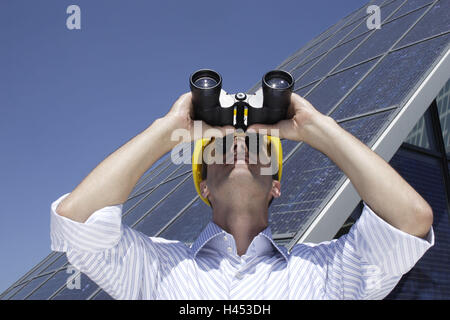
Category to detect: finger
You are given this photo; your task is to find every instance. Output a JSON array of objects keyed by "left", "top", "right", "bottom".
[
  {"left": 248, "top": 122, "right": 291, "bottom": 140},
  {"left": 247, "top": 123, "right": 279, "bottom": 136}
]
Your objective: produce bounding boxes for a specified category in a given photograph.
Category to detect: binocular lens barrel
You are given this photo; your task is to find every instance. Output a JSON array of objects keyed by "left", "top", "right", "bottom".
[
  {"left": 265, "top": 77, "right": 291, "bottom": 89},
  {"left": 190, "top": 70, "right": 222, "bottom": 91},
  {"left": 194, "top": 76, "right": 218, "bottom": 89},
  {"left": 263, "top": 70, "right": 294, "bottom": 91},
  {"left": 190, "top": 70, "right": 223, "bottom": 123},
  {"left": 262, "top": 71, "right": 294, "bottom": 124}
]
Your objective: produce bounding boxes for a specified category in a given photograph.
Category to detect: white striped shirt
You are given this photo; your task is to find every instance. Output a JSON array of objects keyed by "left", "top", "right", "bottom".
[{"left": 50, "top": 193, "right": 434, "bottom": 300}]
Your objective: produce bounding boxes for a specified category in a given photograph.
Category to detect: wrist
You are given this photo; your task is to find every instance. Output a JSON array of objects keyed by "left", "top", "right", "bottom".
[
  {"left": 301, "top": 114, "right": 340, "bottom": 151},
  {"left": 149, "top": 116, "right": 184, "bottom": 151}
]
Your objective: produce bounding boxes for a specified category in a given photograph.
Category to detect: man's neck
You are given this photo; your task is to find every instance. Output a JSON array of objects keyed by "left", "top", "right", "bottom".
[{"left": 212, "top": 202, "right": 268, "bottom": 256}]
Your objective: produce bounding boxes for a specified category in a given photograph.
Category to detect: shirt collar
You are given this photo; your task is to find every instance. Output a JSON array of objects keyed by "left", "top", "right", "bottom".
[{"left": 191, "top": 221, "right": 289, "bottom": 262}]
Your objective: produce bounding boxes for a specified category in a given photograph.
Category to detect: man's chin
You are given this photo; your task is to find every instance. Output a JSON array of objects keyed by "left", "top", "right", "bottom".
[{"left": 227, "top": 165, "right": 260, "bottom": 182}]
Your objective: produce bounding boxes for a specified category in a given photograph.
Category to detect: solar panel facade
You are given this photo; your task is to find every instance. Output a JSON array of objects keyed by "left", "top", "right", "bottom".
[{"left": 1, "top": 0, "right": 449, "bottom": 300}]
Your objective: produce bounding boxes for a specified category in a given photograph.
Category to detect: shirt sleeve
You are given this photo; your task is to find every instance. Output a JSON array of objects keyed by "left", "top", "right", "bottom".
[
  {"left": 50, "top": 193, "right": 162, "bottom": 300},
  {"left": 306, "top": 202, "right": 434, "bottom": 300}
]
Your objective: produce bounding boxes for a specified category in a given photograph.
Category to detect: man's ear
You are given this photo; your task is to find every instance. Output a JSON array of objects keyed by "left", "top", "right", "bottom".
[
  {"left": 270, "top": 180, "right": 281, "bottom": 199},
  {"left": 199, "top": 180, "right": 210, "bottom": 199}
]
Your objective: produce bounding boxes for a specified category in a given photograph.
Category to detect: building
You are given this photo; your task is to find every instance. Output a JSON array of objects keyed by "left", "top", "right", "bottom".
[{"left": 1, "top": 0, "right": 449, "bottom": 299}]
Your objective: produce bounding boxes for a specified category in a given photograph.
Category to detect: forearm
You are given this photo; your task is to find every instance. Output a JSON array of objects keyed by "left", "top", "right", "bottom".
[
  {"left": 56, "top": 116, "right": 180, "bottom": 223},
  {"left": 303, "top": 114, "right": 433, "bottom": 238}
]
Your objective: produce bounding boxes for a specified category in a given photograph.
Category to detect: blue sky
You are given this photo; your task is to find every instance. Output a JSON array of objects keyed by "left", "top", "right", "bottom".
[{"left": 0, "top": 0, "right": 369, "bottom": 293}]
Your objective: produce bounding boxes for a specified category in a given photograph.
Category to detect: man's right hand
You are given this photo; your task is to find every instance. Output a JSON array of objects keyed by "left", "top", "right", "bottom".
[
  {"left": 163, "top": 92, "right": 234, "bottom": 142},
  {"left": 56, "top": 92, "right": 233, "bottom": 223}
]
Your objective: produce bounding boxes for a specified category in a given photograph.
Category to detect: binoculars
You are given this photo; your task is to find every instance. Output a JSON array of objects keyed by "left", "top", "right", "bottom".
[{"left": 189, "top": 69, "right": 295, "bottom": 131}]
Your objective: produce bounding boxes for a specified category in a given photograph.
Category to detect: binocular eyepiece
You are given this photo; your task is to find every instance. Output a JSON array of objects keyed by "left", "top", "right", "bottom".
[{"left": 190, "top": 69, "right": 294, "bottom": 131}]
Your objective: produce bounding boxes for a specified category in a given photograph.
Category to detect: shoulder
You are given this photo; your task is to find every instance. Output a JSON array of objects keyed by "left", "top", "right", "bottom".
[{"left": 289, "top": 236, "right": 354, "bottom": 267}]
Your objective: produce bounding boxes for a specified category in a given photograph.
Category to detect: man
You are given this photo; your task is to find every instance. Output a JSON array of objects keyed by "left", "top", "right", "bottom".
[{"left": 51, "top": 92, "right": 434, "bottom": 299}]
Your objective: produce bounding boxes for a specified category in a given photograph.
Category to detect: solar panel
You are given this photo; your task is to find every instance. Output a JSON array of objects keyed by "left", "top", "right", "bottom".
[
  {"left": 300, "top": 59, "right": 378, "bottom": 114},
  {"left": 92, "top": 290, "right": 114, "bottom": 300},
  {"left": 135, "top": 173, "right": 198, "bottom": 236},
  {"left": 8, "top": 275, "right": 52, "bottom": 300},
  {"left": 306, "top": 18, "right": 366, "bottom": 63},
  {"left": 269, "top": 110, "right": 395, "bottom": 237},
  {"left": 341, "top": 0, "right": 404, "bottom": 41},
  {"left": 51, "top": 273, "right": 97, "bottom": 300},
  {"left": 0, "top": 283, "right": 26, "bottom": 300},
  {"left": 389, "top": 0, "right": 433, "bottom": 20},
  {"left": 132, "top": 154, "right": 171, "bottom": 193},
  {"left": 122, "top": 164, "right": 192, "bottom": 226},
  {"left": 395, "top": 1, "right": 450, "bottom": 47},
  {"left": 298, "top": 34, "right": 368, "bottom": 85},
  {"left": 290, "top": 55, "right": 323, "bottom": 85},
  {"left": 338, "top": 6, "right": 428, "bottom": 70},
  {"left": 24, "top": 269, "right": 69, "bottom": 300},
  {"left": 159, "top": 198, "right": 212, "bottom": 244},
  {"left": 331, "top": 34, "right": 450, "bottom": 120},
  {"left": 32, "top": 254, "right": 68, "bottom": 276},
  {"left": 4, "top": 253, "right": 62, "bottom": 288}
]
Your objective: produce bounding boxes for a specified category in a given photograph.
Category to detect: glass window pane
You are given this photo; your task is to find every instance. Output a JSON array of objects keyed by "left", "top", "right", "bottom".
[
  {"left": 436, "top": 78, "right": 450, "bottom": 155},
  {"left": 386, "top": 148, "right": 450, "bottom": 299},
  {"left": 331, "top": 34, "right": 450, "bottom": 120},
  {"left": 395, "top": 1, "right": 450, "bottom": 48},
  {"left": 404, "top": 110, "right": 437, "bottom": 151}
]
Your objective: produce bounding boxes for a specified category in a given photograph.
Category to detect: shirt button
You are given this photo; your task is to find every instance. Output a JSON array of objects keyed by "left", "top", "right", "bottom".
[
  {"left": 227, "top": 247, "right": 232, "bottom": 253},
  {"left": 223, "top": 235, "right": 228, "bottom": 241}
]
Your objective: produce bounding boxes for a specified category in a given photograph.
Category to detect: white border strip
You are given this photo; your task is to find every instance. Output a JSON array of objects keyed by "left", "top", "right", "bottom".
[{"left": 298, "top": 46, "right": 450, "bottom": 244}]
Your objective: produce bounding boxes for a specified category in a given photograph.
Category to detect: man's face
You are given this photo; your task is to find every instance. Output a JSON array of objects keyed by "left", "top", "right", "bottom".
[{"left": 200, "top": 134, "right": 281, "bottom": 207}]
